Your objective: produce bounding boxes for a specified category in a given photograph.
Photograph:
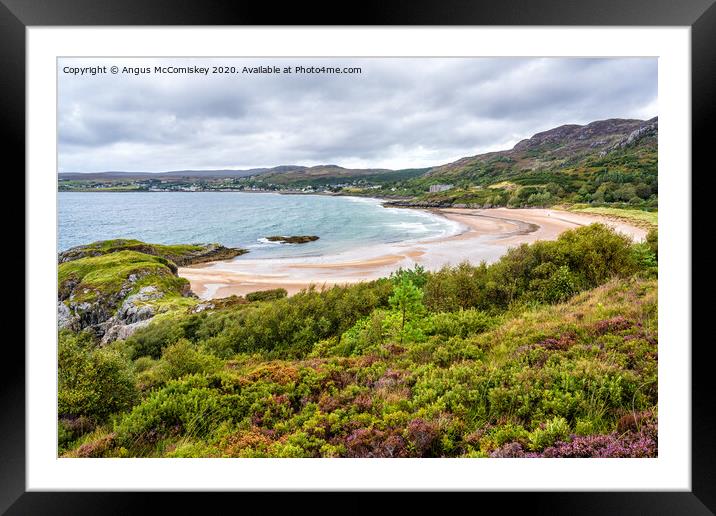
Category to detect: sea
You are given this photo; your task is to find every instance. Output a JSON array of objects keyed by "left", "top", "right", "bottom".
[{"left": 58, "top": 192, "right": 464, "bottom": 259}]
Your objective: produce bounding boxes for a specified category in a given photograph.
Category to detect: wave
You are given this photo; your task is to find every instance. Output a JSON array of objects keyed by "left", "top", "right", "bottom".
[
  {"left": 343, "top": 196, "right": 382, "bottom": 205},
  {"left": 385, "top": 221, "right": 432, "bottom": 233},
  {"left": 249, "top": 237, "right": 285, "bottom": 248}
]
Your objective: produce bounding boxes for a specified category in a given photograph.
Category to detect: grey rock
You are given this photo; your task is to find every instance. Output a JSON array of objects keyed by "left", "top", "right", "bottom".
[
  {"left": 58, "top": 302, "right": 76, "bottom": 330},
  {"left": 116, "top": 286, "right": 162, "bottom": 324},
  {"left": 100, "top": 318, "right": 152, "bottom": 344},
  {"left": 612, "top": 117, "right": 658, "bottom": 150},
  {"left": 192, "top": 302, "right": 215, "bottom": 313}
]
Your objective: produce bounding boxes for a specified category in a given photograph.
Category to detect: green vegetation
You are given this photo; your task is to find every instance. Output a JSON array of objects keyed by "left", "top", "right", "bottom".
[
  {"left": 57, "top": 240, "right": 252, "bottom": 337},
  {"left": 59, "top": 239, "right": 247, "bottom": 266},
  {"left": 381, "top": 119, "right": 657, "bottom": 210},
  {"left": 58, "top": 180, "right": 143, "bottom": 192},
  {"left": 566, "top": 206, "right": 658, "bottom": 230},
  {"left": 245, "top": 289, "right": 288, "bottom": 302},
  {"left": 56, "top": 244, "right": 207, "bottom": 342},
  {"left": 58, "top": 224, "right": 658, "bottom": 458},
  {"left": 58, "top": 250, "right": 188, "bottom": 305},
  {"left": 388, "top": 141, "right": 657, "bottom": 210}
]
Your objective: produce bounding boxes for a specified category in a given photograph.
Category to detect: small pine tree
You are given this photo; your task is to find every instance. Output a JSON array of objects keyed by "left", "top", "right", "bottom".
[
  {"left": 390, "top": 264, "right": 428, "bottom": 289},
  {"left": 389, "top": 277, "right": 425, "bottom": 345}
]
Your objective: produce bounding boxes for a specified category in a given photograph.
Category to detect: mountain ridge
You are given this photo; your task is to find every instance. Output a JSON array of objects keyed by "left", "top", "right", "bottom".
[
  {"left": 59, "top": 116, "right": 657, "bottom": 183},
  {"left": 425, "top": 117, "right": 657, "bottom": 180}
]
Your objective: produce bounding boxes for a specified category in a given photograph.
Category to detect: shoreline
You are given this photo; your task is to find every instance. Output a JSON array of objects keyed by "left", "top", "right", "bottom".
[
  {"left": 178, "top": 207, "right": 648, "bottom": 300},
  {"left": 58, "top": 188, "right": 403, "bottom": 202}
]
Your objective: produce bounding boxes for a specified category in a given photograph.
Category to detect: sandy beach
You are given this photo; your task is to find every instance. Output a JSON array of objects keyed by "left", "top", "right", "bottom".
[{"left": 178, "top": 207, "right": 648, "bottom": 300}]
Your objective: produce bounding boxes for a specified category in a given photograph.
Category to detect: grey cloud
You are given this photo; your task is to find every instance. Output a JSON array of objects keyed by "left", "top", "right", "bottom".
[{"left": 58, "top": 57, "right": 657, "bottom": 172}]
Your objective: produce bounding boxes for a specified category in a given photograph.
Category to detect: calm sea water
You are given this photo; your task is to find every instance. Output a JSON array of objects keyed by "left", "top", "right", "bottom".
[{"left": 58, "top": 192, "right": 461, "bottom": 259}]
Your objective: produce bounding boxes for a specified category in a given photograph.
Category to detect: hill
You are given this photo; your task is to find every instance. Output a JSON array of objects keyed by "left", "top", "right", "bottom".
[
  {"left": 426, "top": 117, "right": 656, "bottom": 180},
  {"left": 59, "top": 117, "right": 657, "bottom": 209},
  {"left": 57, "top": 224, "right": 659, "bottom": 458},
  {"left": 58, "top": 165, "right": 424, "bottom": 184},
  {"left": 58, "top": 166, "right": 307, "bottom": 181},
  {"left": 396, "top": 117, "right": 657, "bottom": 208}
]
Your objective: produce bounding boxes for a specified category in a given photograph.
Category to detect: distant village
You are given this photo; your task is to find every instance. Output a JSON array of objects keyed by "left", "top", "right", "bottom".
[{"left": 57, "top": 176, "right": 402, "bottom": 194}]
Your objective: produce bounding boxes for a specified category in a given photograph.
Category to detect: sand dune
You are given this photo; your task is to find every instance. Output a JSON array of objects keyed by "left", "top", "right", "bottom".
[{"left": 178, "top": 207, "right": 647, "bottom": 299}]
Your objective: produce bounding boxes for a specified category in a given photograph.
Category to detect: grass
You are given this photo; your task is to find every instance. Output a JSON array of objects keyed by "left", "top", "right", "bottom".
[
  {"left": 61, "top": 239, "right": 205, "bottom": 260},
  {"left": 59, "top": 239, "right": 247, "bottom": 267},
  {"left": 58, "top": 250, "right": 189, "bottom": 304},
  {"left": 565, "top": 206, "right": 658, "bottom": 229}
]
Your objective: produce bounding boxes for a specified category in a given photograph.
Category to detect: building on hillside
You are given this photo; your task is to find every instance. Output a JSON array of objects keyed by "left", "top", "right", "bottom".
[{"left": 429, "top": 184, "right": 454, "bottom": 193}]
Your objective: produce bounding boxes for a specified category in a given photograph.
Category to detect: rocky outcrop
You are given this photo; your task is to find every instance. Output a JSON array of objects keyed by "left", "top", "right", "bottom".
[
  {"left": 58, "top": 240, "right": 247, "bottom": 266},
  {"left": 612, "top": 117, "right": 658, "bottom": 150},
  {"left": 100, "top": 319, "right": 152, "bottom": 345},
  {"left": 58, "top": 248, "right": 197, "bottom": 342},
  {"left": 58, "top": 268, "right": 157, "bottom": 332},
  {"left": 384, "top": 200, "right": 509, "bottom": 210},
  {"left": 58, "top": 301, "right": 76, "bottom": 330},
  {"left": 189, "top": 295, "right": 247, "bottom": 313},
  {"left": 97, "top": 285, "right": 179, "bottom": 344},
  {"left": 265, "top": 235, "right": 319, "bottom": 244},
  {"left": 116, "top": 286, "right": 161, "bottom": 323},
  {"left": 168, "top": 243, "right": 248, "bottom": 265},
  {"left": 59, "top": 283, "right": 187, "bottom": 344},
  {"left": 383, "top": 200, "right": 454, "bottom": 209},
  {"left": 58, "top": 279, "right": 165, "bottom": 338},
  {"left": 57, "top": 239, "right": 246, "bottom": 341},
  {"left": 512, "top": 118, "right": 646, "bottom": 155}
]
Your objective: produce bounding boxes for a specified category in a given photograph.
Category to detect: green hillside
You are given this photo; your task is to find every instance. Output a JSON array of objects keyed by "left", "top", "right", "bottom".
[
  {"left": 60, "top": 117, "right": 657, "bottom": 209},
  {"left": 388, "top": 118, "right": 657, "bottom": 209},
  {"left": 58, "top": 224, "right": 659, "bottom": 458}
]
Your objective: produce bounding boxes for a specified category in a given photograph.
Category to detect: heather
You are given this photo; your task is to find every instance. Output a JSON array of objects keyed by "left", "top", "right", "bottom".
[
  {"left": 58, "top": 224, "right": 658, "bottom": 458},
  {"left": 491, "top": 417, "right": 657, "bottom": 458}
]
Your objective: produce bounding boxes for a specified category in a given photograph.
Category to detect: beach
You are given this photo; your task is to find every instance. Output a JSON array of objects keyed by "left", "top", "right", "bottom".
[{"left": 178, "top": 207, "right": 648, "bottom": 299}]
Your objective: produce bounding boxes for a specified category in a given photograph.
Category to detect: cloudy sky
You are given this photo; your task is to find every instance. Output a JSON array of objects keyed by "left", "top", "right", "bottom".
[{"left": 58, "top": 57, "right": 657, "bottom": 173}]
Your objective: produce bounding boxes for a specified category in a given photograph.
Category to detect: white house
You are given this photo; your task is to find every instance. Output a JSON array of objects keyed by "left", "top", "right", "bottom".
[{"left": 429, "top": 184, "right": 454, "bottom": 193}]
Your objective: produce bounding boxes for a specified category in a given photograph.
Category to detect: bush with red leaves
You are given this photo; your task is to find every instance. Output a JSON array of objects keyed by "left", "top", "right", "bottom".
[
  {"left": 592, "top": 316, "right": 632, "bottom": 335},
  {"left": 405, "top": 418, "right": 439, "bottom": 456},
  {"left": 344, "top": 427, "right": 409, "bottom": 458}
]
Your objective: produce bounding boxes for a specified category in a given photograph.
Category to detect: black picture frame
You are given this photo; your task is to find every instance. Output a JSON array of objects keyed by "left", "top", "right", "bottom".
[{"left": 3, "top": 0, "right": 712, "bottom": 512}]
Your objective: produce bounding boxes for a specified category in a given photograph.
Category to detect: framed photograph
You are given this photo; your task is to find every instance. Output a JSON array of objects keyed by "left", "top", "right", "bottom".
[{"left": 6, "top": 0, "right": 713, "bottom": 511}]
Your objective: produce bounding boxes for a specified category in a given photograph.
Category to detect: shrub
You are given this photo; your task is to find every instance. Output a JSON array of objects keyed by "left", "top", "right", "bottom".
[
  {"left": 344, "top": 427, "right": 409, "bottom": 458},
  {"left": 114, "top": 374, "right": 243, "bottom": 447},
  {"left": 424, "top": 262, "right": 488, "bottom": 312},
  {"left": 645, "top": 229, "right": 658, "bottom": 260},
  {"left": 528, "top": 416, "right": 571, "bottom": 451},
  {"left": 427, "top": 309, "right": 495, "bottom": 338},
  {"left": 404, "top": 418, "right": 439, "bottom": 456},
  {"left": 163, "top": 340, "right": 221, "bottom": 375},
  {"left": 193, "top": 280, "right": 393, "bottom": 357},
  {"left": 246, "top": 288, "right": 288, "bottom": 302},
  {"left": 541, "top": 420, "right": 657, "bottom": 457},
  {"left": 151, "top": 339, "right": 222, "bottom": 383},
  {"left": 58, "top": 332, "right": 137, "bottom": 422},
  {"left": 531, "top": 264, "right": 581, "bottom": 303},
  {"left": 340, "top": 310, "right": 388, "bottom": 356},
  {"left": 425, "top": 224, "right": 639, "bottom": 311},
  {"left": 123, "top": 316, "right": 186, "bottom": 359},
  {"left": 489, "top": 423, "right": 530, "bottom": 448}
]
